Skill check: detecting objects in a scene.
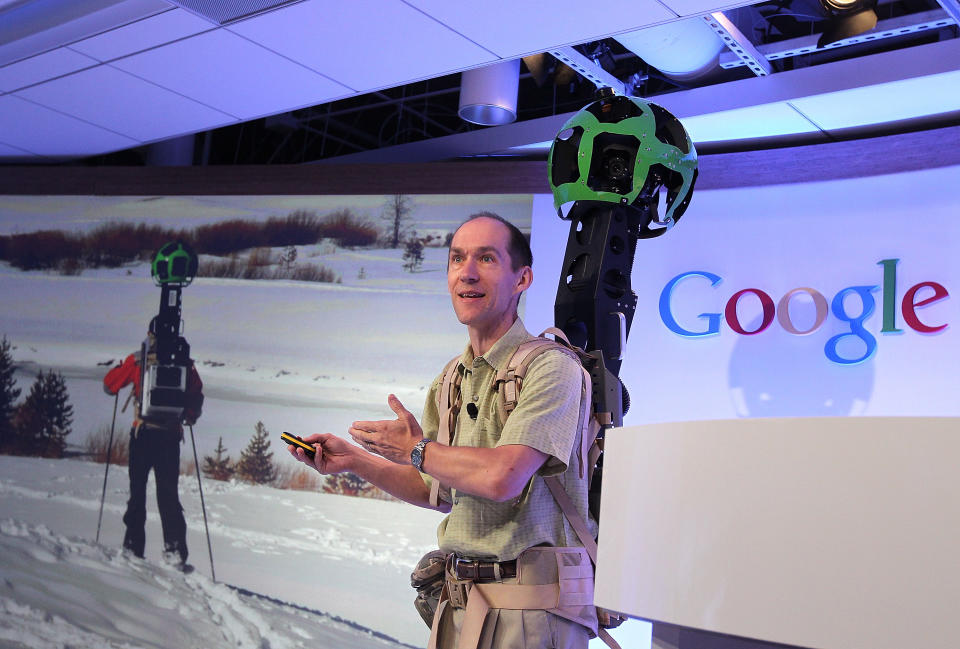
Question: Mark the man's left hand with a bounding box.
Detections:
[349,394,423,465]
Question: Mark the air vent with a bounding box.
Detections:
[167,0,302,25]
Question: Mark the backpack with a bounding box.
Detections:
[139,334,190,421]
[433,327,627,643]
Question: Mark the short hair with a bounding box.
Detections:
[460,212,533,271]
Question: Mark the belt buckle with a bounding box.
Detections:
[453,557,479,581]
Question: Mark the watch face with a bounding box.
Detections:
[411,441,425,470]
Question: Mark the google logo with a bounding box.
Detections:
[658,258,950,365]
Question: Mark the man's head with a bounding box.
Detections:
[447,214,533,343]
[459,211,533,271]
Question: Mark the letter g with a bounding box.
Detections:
[659,271,723,337]
[825,285,879,364]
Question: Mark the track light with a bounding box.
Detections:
[458,59,521,126]
[817,0,878,47]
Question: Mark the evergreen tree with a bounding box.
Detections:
[236,421,277,485]
[0,336,21,452]
[203,436,235,481]
[12,370,73,457]
[323,472,371,497]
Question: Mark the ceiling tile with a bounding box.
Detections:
[16,65,236,142]
[679,102,820,142]
[0,94,138,157]
[228,0,497,92]
[0,140,37,160]
[0,47,98,93]
[110,28,352,120]
[69,9,215,62]
[657,0,757,17]
[790,70,960,132]
[0,0,170,68]
[402,0,678,58]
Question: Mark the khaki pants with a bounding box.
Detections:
[435,597,589,649]
[431,547,596,649]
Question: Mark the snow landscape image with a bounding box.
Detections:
[0,193,648,649]
[0,193,535,648]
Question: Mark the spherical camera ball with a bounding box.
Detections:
[548,90,698,237]
[151,240,198,286]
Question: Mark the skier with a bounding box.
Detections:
[103,317,203,569]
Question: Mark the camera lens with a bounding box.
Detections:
[602,151,630,181]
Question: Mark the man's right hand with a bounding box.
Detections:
[289,433,357,475]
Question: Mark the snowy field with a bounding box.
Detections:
[0,194,646,649]
[0,249,456,646]
[0,455,439,649]
[0,196,483,646]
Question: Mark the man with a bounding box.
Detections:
[103,319,203,568]
[290,213,597,648]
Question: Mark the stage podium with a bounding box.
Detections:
[593,417,959,649]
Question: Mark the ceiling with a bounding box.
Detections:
[0,0,958,165]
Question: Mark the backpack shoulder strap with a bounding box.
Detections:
[436,355,462,446]
[544,475,598,564]
[494,338,556,425]
[498,330,597,479]
[512,331,604,559]
[430,355,461,507]
[494,330,583,425]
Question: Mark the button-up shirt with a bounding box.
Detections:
[420,318,598,561]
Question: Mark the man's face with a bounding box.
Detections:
[447,217,531,334]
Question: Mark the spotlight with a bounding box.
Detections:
[817,0,878,47]
[521,53,550,87]
[458,59,520,126]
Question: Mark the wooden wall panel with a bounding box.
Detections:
[1,124,957,195]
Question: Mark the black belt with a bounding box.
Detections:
[451,556,517,582]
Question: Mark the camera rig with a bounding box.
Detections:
[140,241,198,420]
[548,89,698,517]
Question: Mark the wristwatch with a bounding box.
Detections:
[410,438,433,472]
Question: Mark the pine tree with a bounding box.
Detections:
[323,472,371,497]
[236,421,277,485]
[0,336,21,452]
[12,370,73,457]
[203,436,235,481]
[402,238,424,272]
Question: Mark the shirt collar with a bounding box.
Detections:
[458,317,530,372]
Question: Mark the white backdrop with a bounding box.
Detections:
[528,163,960,426]
[527,162,959,649]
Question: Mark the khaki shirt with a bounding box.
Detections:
[421,318,598,561]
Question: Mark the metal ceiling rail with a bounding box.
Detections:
[548,46,626,94]
[705,12,773,76]
[719,9,957,68]
[934,0,960,23]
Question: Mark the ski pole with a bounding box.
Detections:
[95,392,119,544]
[189,424,216,582]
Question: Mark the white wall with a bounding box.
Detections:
[529,164,960,426]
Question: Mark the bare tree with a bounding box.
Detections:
[382,194,413,248]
